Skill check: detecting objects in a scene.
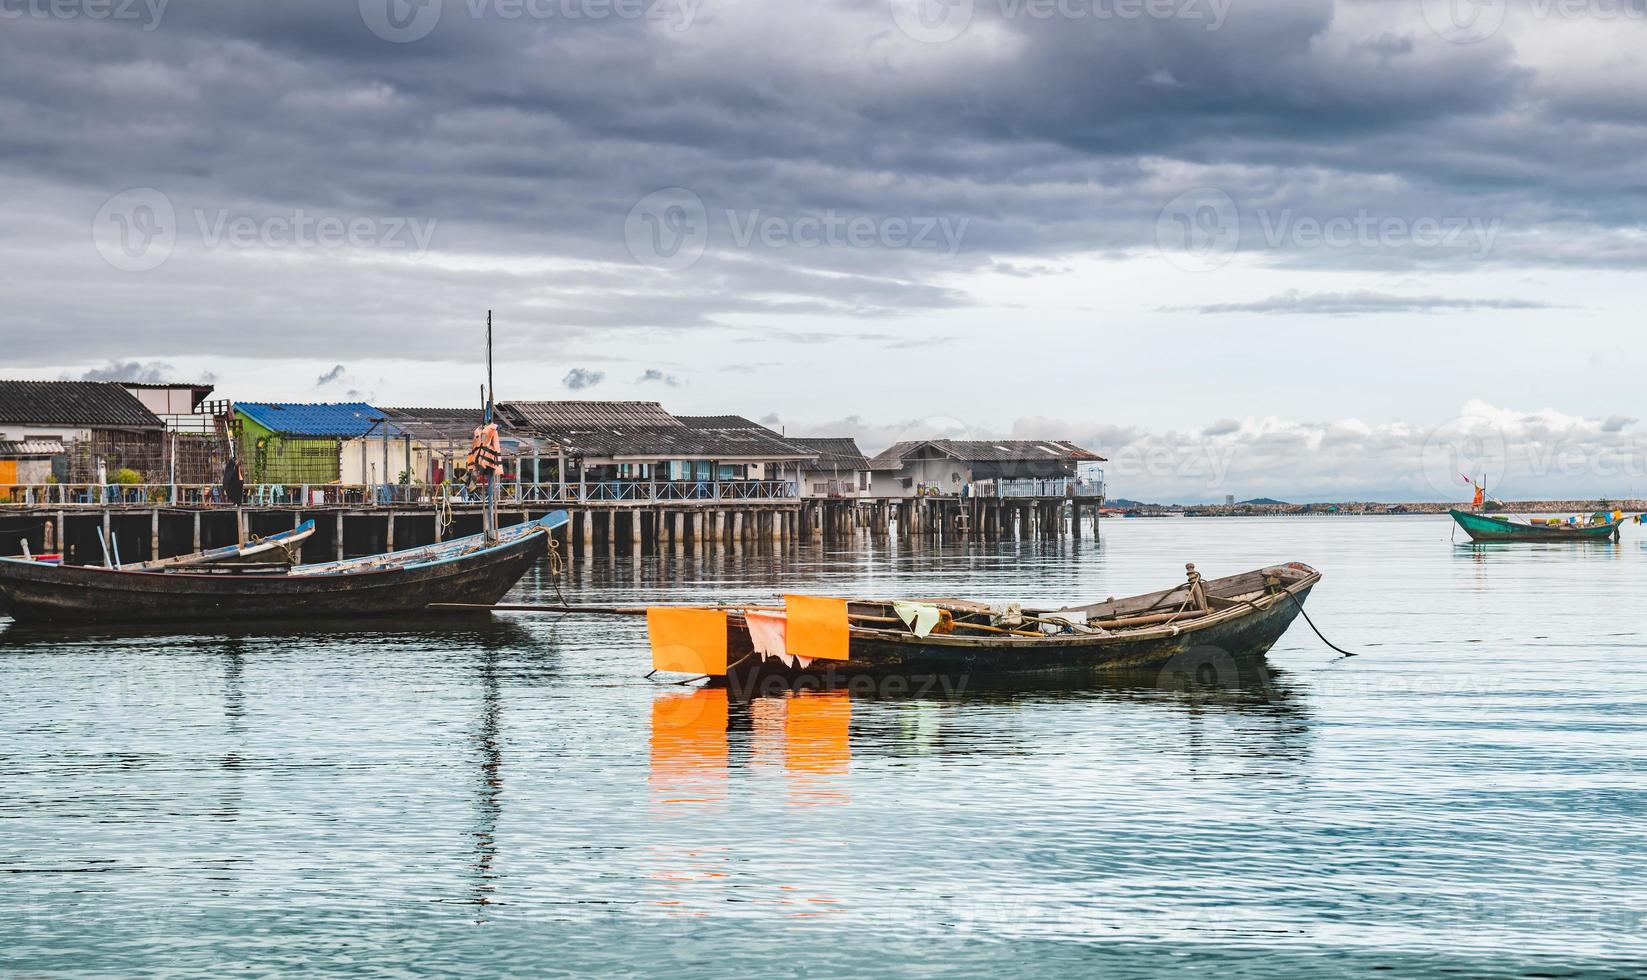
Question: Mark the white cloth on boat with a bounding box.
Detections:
[744,610,813,668]
[893,600,942,638]
[745,610,788,658]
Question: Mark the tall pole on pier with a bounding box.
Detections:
[485,310,498,543]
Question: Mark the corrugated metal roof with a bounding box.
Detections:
[379,407,547,448]
[0,380,164,429]
[869,439,1105,465]
[236,402,406,438]
[0,439,66,457]
[791,437,868,469]
[500,401,681,429]
[677,415,768,431]
[550,425,817,461]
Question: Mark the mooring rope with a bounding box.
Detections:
[545,533,570,608]
[1282,589,1356,658]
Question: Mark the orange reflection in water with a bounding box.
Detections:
[784,690,851,807]
[649,687,728,807]
[646,687,852,919]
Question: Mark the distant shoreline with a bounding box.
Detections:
[1116,500,1647,517]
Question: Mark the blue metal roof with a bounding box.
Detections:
[235,402,406,438]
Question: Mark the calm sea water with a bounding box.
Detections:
[3,516,1646,978]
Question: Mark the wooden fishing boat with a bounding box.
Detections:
[122,520,317,570]
[0,512,567,624]
[625,562,1322,684]
[1450,509,1625,543]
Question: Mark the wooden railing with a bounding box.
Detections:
[0,480,802,507]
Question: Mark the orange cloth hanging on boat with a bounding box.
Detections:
[784,595,851,662]
[467,423,503,475]
[1471,484,1485,508]
[648,607,729,676]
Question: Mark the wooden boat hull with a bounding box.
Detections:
[728,563,1320,682]
[1450,509,1622,542]
[0,524,550,624]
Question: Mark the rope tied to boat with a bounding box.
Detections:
[545,531,570,608]
[1243,570,1356,658]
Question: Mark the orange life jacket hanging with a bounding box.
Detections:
[467,423,503,477]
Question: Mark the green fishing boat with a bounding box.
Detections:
[1450,509,1625,543]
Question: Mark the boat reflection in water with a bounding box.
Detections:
[647,686,854,921]
[650,687,852,810]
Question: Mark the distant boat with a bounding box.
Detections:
[1450,509,1626,543]
[0,512,567,624]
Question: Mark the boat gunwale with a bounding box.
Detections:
[123,519,318,570]
[0,512,567,584]
[730,563,1321,650]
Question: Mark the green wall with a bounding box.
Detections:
[235,413,343,484]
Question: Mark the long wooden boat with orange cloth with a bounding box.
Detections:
[645,562,1322,681]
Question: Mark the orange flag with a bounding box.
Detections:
[648,608,729,675]
[784,595,851,662]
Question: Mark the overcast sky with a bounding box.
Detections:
[3,0,1645,501]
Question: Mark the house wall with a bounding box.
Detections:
[340,435,428,485]
[0,458,54,485]
[237,415,341,484]
[800,466,870,498]
[127,388,199,415]
[875,456,975,497]
[0,425,91,443]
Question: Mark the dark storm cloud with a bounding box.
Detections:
[562,367,604,390]
[0,0,1640,365]
[76,359,183,382]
